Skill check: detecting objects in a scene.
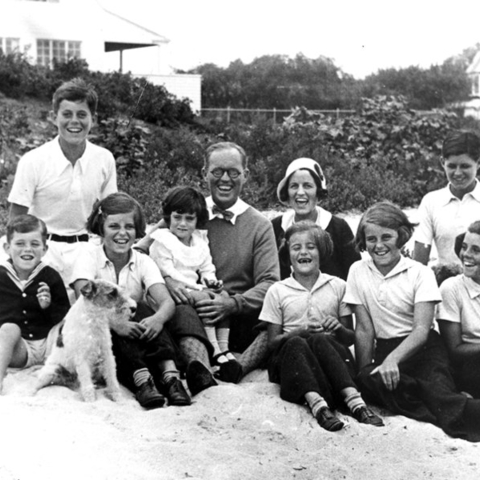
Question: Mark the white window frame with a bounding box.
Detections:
[36,39,81,67]
[0,37,20,54]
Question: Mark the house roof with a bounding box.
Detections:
[467,51,480,75]
[101,9,169,52]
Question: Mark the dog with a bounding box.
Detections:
[35,279,135,402]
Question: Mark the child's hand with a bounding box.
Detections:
[37,282,51,310]
[321,316,342,334]
[139,316,164,342]
[305,320,325,334]
[204,279,223,293]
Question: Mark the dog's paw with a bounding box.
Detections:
[81,388,96,402]
[107,389,123,403]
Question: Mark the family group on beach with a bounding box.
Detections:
[1,78,480,443]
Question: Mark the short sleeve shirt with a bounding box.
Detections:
[414,182,480,265]
[260,273,351,334]
[8,137,117,236]
[345,256,441,339]
[150,229,216,288]
[70,245,163,302]
[437,274,480,345]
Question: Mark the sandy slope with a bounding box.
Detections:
[0,368,478,480]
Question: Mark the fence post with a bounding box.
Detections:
[227,106,231,124]
[336,108,339,120]
[273,107,276,124]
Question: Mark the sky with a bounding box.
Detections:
[98,0,480,79]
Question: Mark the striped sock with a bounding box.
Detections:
[344,391,366,413]
[133,368,151,388]
[305,392,328,417]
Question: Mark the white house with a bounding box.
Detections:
[0,0,201,111]
[464,50,480,119]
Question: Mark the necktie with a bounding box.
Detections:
[212,205,234,222]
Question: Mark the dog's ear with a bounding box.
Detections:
[80,280,96,299]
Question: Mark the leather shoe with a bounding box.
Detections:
[216,359,243,384]
[135,378,166,410]
[316,407,344,431]
[165,377,191,406]
[352,406,384,427]
[186,361,217,396]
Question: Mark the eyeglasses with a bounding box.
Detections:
[209,168,243,179]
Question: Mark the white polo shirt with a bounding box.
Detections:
[70,245,164,303]
[414,182,480,265]
[437,274,480,345]
[260,273,351,334]
[345,256,441,339]
[8,137,117,236]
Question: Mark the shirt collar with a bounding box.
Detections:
[438,180,480,206]
[99,246,135,270]
[283,270,333,291]
[53,136,88,172]
[0,260,47,289]
[365,255,411,278]
[206,196,249,225]
[280,206,332,232]
[463,274,480,299]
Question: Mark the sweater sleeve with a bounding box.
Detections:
[44,268,70,326]
[232,218,280,314]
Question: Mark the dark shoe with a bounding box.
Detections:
[135,378,166,410]
[186,360,217,396]
[316,407,344,432]
[352,406,384,427]
[165,377,191,406]
[216,359,243,384]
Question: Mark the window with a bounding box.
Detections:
[0,37,20,54]
[36,39,81,67]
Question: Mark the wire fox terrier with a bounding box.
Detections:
[35,279,135,402]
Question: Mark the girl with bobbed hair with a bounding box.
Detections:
[437,219,480,399]
[261,221,383,431]
[72,192,191,409]
[346,201,480,441]
[414,130,480,267]
[272,157,360,281]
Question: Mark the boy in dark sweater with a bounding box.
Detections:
[0,215,70,393]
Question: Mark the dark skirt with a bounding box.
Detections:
[357,330,480,441]
[268,332,356,408]
[452,351,480,399]
[112,301,180,390]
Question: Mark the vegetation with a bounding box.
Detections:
[1,48,480,235]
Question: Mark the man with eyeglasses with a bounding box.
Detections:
[163,142,280,393]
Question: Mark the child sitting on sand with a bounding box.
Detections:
[345,201,480,441]
[259,221,383,431]
[0,215,70,393]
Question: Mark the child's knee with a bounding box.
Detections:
[0,323,22,341]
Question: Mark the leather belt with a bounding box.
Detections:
[48,233,89,243]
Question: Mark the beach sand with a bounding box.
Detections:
[0,367,478,480]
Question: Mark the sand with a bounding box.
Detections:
[0,367,479,480]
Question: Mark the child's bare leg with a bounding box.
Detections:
[0,324,28,393]
[216,319,236,361]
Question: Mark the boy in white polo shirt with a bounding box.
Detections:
[8,78,117,298]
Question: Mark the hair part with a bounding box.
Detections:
[52,78,98,115]
[355,201,417,251]
[279,221,333,266]
[6,214,48,244]
[204,142,248,169]
[87,192,146,239]
[162,186,209,228]
[442,130,480,162]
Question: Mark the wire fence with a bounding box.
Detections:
[200,107,355,124]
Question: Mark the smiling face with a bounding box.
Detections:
[204,148,248,210]
[102,212,136,260]
[169,211,197,246]
[4,229,47,280]
[442,154,479,198]
[460,231,480,284]
[364,223,402,276]
[289,230,320,279]
[52,99,94,150]
[287,170,318,221]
